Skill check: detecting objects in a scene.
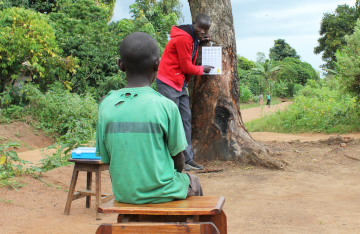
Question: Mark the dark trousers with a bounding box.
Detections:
[186,173,203,197]
[157,83,194,163]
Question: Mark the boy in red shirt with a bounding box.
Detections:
[156,14,213,170]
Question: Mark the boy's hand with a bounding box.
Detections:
[173,152,185,173]
[203,65,214,73]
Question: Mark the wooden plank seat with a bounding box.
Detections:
[97,196,227,233]
[64,159,114,220]
[96,222,219,234]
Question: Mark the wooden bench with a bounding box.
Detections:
[96,196,227,233]
[64,159,114,220]
[96,222,219,234]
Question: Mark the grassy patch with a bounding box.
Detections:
[0,178,26,191]
[246,86,360,134]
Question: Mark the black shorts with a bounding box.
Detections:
[266,99,271,105]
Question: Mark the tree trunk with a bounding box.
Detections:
[187,0,282,169]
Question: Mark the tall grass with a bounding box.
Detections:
[246,85,360,133]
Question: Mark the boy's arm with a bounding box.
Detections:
[172,151,185,173]
[166,104,188,171]
[95,117,110,164]
[176,37,204,76]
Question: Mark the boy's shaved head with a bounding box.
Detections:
[195,14,211,24]
[120,32,160,74]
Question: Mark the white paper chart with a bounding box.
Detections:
[202,46,222,75]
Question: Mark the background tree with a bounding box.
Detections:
[187,0,282,168]
[237,56,264,96]
[269,39,300,61]
[314,1,360,69]
[271,57,319,96]
[117,0,178,53]
[0,7,77,92]
[249,62,282,90]
[256,52,266,64]
[0,0,116,17]
[0,0,59,13]
[48,0,118,93]
[336,19,360,98]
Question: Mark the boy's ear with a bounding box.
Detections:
[117,58,126,72]
[154,58,160,71]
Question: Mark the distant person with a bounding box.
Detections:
[96,32,203,204]
[156,13,214,171]
[266,92,271,108]
[259,92,263,105]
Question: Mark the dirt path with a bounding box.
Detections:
[241,102,291,123]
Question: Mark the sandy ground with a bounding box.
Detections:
[0,121,54,152]
[241,102,291,123]
[2,103,360,233]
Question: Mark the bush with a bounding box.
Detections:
[240,85,253,103]
[2,105,25,119]
[91,74,126,101]
[292,83,304,96]
[247,85,360,133]
[0,142,31,182]
[273,80,288,98]
[24,82,98,140]
[252,95,259,103]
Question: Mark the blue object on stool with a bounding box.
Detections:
[71,147,101,160]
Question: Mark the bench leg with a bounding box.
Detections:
[64,164,79,215]
[200,210,227,234]
[95,166,102,220]
[86,172,92,208]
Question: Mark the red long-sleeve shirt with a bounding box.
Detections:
[157,26,204,91]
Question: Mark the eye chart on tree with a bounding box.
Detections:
[202,46,222,75]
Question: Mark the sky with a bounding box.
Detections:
[111,0,357,72]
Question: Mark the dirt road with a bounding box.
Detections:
[241,102,291,123]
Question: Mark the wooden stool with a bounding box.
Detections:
[64,159,113,220]
[96,196,227,233]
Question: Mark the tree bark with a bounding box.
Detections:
[188,0,282,169]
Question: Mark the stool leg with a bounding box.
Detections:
[95,166,102,220]
[64,164,79,215]
[86,172,92,208]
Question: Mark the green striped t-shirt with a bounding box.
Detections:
[95,87,189,204]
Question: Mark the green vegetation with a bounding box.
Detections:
[314,1,360,69]
[269,39,300,61]
[25,83,97,139]
[244,3,360,134]
[238,38,319,105]
[336,19,360,99]
[247,80,360,133]
[0,0,182,186]
[0,142,30,180]
[0,7,78,92]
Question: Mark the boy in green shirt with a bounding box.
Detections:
[95,32,203,204]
